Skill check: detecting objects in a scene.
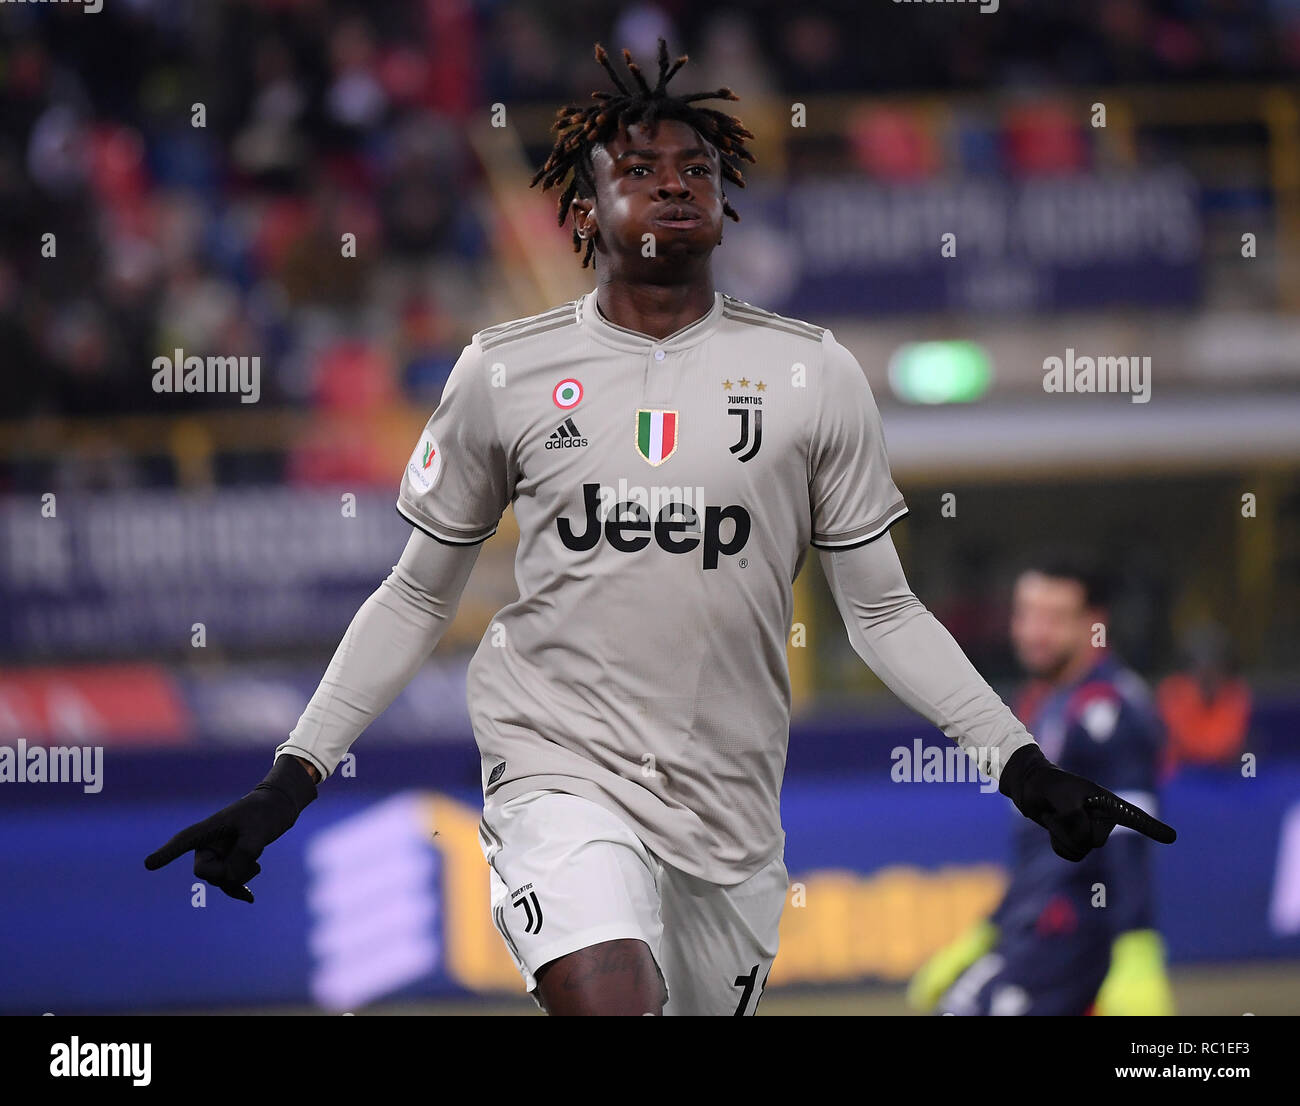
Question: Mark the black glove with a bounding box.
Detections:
[998,744,1176,862]
[144,756,318,902]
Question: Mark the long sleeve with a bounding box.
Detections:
[819,533,1037,781]
[274,528,482,780]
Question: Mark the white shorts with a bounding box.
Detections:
[478,788,788,1015]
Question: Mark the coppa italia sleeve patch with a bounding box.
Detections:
[406,435,442,493]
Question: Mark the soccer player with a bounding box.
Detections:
[145,40,1175,1016]
[909,556,1175,1016]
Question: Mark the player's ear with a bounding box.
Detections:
[571,198,596,240]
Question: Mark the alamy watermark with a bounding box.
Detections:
[893,0,999,13]
[152,349,260,404]
[0,740,102,793]
[1042,348,1152,403]
[50,1038,150,1086]
[891,740,1001,793]
[4,0,102,13]
[596,480,707,524]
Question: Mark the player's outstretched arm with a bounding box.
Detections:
[275,528,482,779]
[819,533,1036,782]
[144,529,482,901]
[818,536,1176,862]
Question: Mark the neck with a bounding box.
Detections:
[1051,646,1105,690]
[595,277,715,341]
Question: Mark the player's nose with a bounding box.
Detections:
[654,171,693,197]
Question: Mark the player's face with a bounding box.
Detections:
[583,119,724,268]
[1010,572,1096,680]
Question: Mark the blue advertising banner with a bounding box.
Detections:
[717,170,1202,316]
[1,763,1295,1012]
[0,490,411,659]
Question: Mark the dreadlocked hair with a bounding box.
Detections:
[529,36,756,268]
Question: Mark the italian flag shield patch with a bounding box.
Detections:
[636,409,678,466]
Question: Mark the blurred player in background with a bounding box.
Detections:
[909,555,1174,1016]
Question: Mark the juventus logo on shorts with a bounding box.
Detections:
[511,889,544,935]
[727,407,763,462]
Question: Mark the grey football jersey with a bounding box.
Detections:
[398,287,908,884]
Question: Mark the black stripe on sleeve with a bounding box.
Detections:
[395,504,494,546]
[809,507,909,551]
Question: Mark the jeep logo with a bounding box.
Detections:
[557,483,750,570]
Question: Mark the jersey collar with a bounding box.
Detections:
[1047,649,1117,706]
[578,286,723,352]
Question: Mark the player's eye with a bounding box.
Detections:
[624,164,710,178]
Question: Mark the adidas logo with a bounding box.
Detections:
[546,417,588,449]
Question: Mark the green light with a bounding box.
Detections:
[888,341,993,404]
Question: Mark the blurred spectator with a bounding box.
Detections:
[687,11,778,104]
[774,13,855,94]
[1001,101,1089,176]
[1157,622,1252,770]
[612,4,680,72]
[2,0,1297,440]
[847,105,942,180]
[482,4,567,103]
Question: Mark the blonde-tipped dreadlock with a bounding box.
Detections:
[529,37,756,268]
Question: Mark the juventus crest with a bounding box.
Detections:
[727,406,762,462]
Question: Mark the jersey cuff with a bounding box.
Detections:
[395,501,497,546]
[810,502,909,550]
[274,744,331,782]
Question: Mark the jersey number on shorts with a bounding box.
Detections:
[732,963,771,1016]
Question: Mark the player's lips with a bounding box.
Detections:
[652,206,705,229]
